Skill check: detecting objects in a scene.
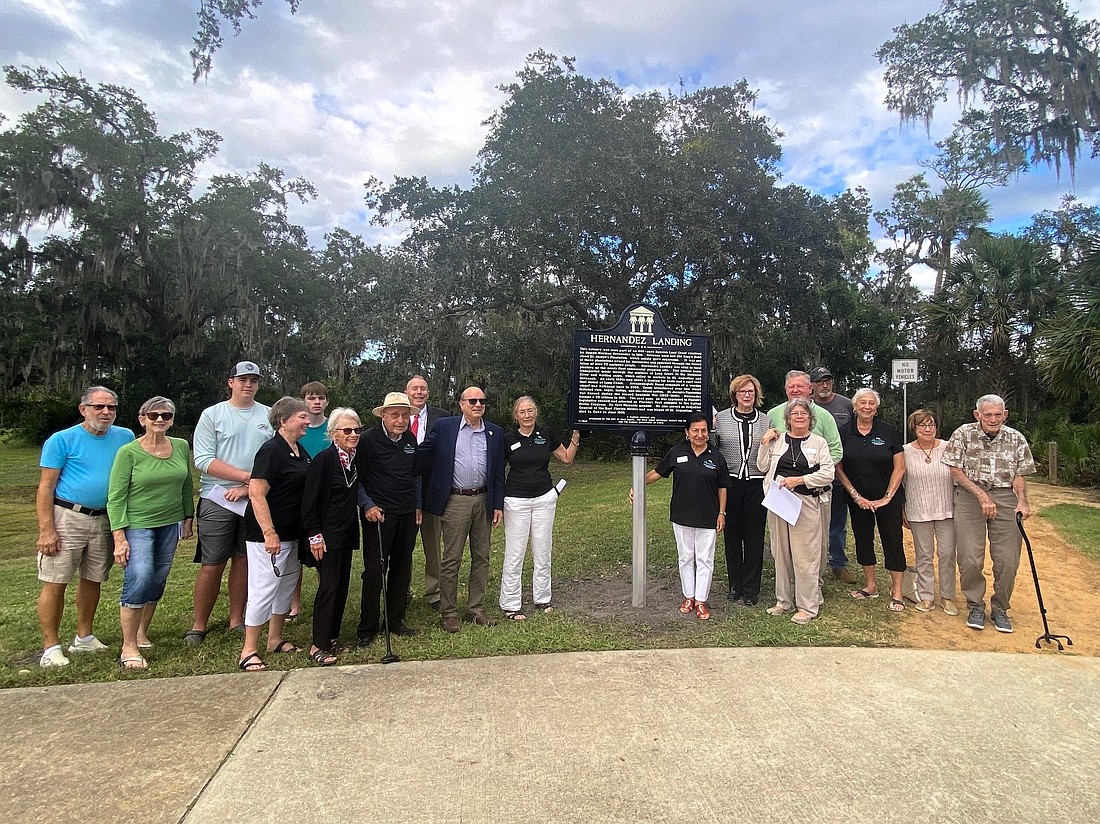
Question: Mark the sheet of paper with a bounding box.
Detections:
[762,480,802,526]
[554,478,567,496]
[210,484,249,516]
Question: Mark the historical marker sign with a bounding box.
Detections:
[569,303,710,432]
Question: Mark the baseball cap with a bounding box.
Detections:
[809,366,833,382]
[230,361,261,378]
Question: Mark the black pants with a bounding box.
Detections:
[847,496,906,572]
[724,476,766,600]
[312,538,354,650]
[358,511,417,635]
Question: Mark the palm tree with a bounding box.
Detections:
[1040,242,1100,409]
[925,232,1063,404]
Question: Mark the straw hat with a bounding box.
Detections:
[372,391,414,417]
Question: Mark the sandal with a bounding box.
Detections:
[286,612,300,623]
[503,610,527,621]
[182,629,207,647]
[310,648,337,666]
[889,598,906,612]
[533,603,554,613]
[119,655,147,669]
[269,641,301,654]
[695,602,711,620]
[849,589,880,600]
[238,652,267,672]
[679,597,695,614]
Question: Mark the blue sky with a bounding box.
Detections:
[2,0,1098,292]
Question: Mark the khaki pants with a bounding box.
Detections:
[439,493,491,619]
[769,494,824,616]
[954,487,1021,613]
[418,512,443,604]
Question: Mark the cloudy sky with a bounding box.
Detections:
[3,0,1099,291]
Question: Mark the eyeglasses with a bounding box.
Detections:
[464,398,487,405]
[143,411,174,421]
[336,427,364,435]
[735,389,756,395]
[86,403,118,412]
[915,421,937,428]
[270,553,282,578]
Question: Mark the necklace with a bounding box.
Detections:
[231,403,257,423]
[340,462,357,489]
[917,440,936,463]
[142,438,170,458]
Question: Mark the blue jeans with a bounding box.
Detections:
[828,483,849,569]
[119,524,179,607]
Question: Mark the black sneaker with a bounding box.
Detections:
[727,590,742,602]
[391,623,418,637]
[743,596,758,607]
[356,632,377,648]
[966,607,986,631]
[990,610,1013,633]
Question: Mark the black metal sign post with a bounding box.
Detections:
[568,304,711,606]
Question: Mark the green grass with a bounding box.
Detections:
[0,448,914,688]
[1040,504,1100,565]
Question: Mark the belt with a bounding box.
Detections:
[54,498,107,517]
[451,486,486,496]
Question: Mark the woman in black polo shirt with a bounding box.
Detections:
[239,396,312,672]
[498,396,580,620]
[835,388,906,610]
[632,412,730,620]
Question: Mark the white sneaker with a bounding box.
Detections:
[68,635,108,653]
[40,646,70,667]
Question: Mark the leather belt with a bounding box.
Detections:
[54,498,107,517]
[450,487,486,496]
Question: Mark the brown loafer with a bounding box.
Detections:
[441,616,461,633]
[465,611,498,627]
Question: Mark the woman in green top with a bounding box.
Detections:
[107,397,194,668]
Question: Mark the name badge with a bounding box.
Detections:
[510,441,521,451]
[803,447,818,459]
[676,455,688,463]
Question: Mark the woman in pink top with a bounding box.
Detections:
[902,409,958,615]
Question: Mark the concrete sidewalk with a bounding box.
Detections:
[4,648,1098,823]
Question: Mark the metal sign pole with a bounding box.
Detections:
[903,382,908,430]
[630,431,648,607]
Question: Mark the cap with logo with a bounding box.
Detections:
[809,366,833,382]
[230,361,261,378]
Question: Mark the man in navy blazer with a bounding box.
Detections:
[420,385,505,632]
[406,375,451,610]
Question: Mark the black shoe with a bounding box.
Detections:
[743,597,758,607]
[356,632,377,648]
[391,623,418,637]
[727,590,742,602]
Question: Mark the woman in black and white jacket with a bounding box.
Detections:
[712,375,772,606]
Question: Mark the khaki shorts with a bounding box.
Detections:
[37,506,114,584]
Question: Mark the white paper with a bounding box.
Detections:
[554,478,567,496]
[762,481,802,526]
[210,484,249,516]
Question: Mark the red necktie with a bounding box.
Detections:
[411,414,419,437]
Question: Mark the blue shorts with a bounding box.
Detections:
[120,524,180,607]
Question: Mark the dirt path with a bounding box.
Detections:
[898,483,1100,656]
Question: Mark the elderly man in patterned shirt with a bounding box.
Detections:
[941,394,1035,634]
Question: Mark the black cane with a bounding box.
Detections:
[376,518,399,664]
[1016,512,1072,651]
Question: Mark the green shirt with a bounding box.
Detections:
[108,438,195,530]
[766,402,843,463]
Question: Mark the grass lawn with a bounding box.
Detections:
[1040,504,1100,565]
[9,442,1087,688]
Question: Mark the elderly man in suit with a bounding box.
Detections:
[406,375,449,610]
[420,385,505,633]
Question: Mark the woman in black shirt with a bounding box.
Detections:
[633,412,730,620]
[301,408,363,665]
[239,397,311,672]
[498,396,580,619]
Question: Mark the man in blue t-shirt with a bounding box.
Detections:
[36,386,134,667]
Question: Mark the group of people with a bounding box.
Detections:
[640,368,1035,634]
[34,365,579,670]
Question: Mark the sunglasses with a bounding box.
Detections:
[464,398,487,406]
[143,411,174,421]
[86,403,118,412]
[336,427,364,435]
[270,553,283,578]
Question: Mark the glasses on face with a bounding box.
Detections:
[337,427,364,435]
[143,411,174,421]
[86,403,118,412]
[735,389,756,396]
[464,398,487,406]
[915,421,937,429]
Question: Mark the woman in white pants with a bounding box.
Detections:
[238,397,311,671]
[499,397,580,620]
[758,399,835,625]
[631,412,730,621]
[902,408,957,615]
